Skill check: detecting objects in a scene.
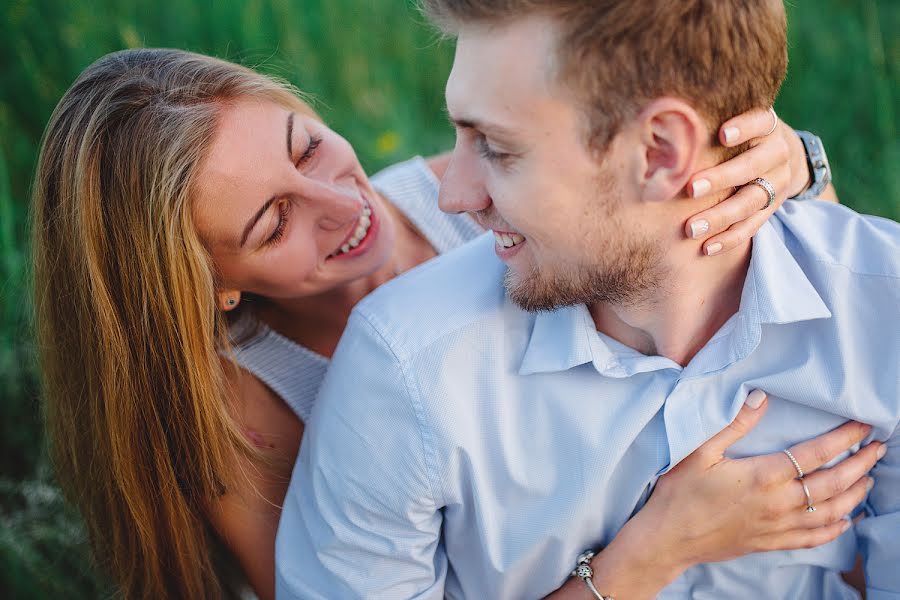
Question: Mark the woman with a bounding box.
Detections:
[32,49,879,600]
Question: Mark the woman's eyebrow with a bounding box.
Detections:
[286,111,294,160]
[240,196,277,248]
[238,112,295,248]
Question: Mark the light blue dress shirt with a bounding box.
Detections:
[276,201,900,600]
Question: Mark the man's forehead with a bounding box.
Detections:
[445,15,561,128]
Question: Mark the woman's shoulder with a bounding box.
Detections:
[227,313,329,423]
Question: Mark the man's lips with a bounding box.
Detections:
[492,229,526,250]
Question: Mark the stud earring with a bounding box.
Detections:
[227,297,237,306]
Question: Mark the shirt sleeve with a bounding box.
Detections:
[275,311,446,600]
[858,422,900,599]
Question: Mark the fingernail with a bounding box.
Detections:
[724,127,740,144]
[690,178,711,198]
[840,519,851,533]
[690,219,710,239]
[706,242,723,256]
[866,477,875,491]
[877,444,887,460]
[745,389,767,409]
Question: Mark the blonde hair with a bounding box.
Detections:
[32,48,315,600]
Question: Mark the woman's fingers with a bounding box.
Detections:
[791,476,873,529]
[688,137,788,203]
[688,163,790,255]
[717,107,781,147]
[761,518,851,553]
[760,475,867,551]
[799,441,884,508]
[774,422,873,482]
[699,391,769,458]
[701,209,771,256]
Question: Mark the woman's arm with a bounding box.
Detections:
[545,394,882,600]
[207,366,304,600]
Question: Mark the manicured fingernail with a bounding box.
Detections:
[877,444,887,460]
[690,178,711,198]
[706,242,723,256]
[724,127,740,144]
[841,519,851,533]
[745,389,767,409]
[690,219,710,239]
[866,477,875,491]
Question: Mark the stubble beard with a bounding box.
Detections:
[504,170,664,312]
[505,237,663,312]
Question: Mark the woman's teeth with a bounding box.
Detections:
[332,204,372,257]
[494,231,525,248]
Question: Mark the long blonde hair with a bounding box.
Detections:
[32,48,315,600]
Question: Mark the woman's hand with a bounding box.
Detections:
[545,393,881,600]
[684,109,816,256]
[624,393,880,572]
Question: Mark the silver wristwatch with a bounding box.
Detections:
[571,550,615,600]
[790,130,831,201]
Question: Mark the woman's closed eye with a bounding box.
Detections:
[265,199,292,247]
[295,135,322,167]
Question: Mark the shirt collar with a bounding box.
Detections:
[516,220,831,378]
[743,219,832,326]
[518,304,595,376]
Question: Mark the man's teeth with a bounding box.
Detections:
[333,204,372,257]
[494,231,525,249]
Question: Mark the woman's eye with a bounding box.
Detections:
[296,135,322,166]
[265,200,291,247]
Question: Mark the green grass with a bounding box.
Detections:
[1,0,897,596]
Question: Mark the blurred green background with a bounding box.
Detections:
[1,0,897,596]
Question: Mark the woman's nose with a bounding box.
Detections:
[306,180,363,230]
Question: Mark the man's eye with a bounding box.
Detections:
[475,137,510,163]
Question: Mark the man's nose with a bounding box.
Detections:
[438,148,491,215]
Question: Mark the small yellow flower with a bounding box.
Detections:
[376,131,400,157]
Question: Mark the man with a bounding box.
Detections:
[277,1,899,598]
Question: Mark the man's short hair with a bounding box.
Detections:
[422,0,788,154]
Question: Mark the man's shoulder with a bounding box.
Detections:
[775,200,900,280]
[352,232,511,356]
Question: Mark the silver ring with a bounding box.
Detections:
[783,449,804,478]
[765,107,779,136]
[800,479,816,512]
[749,177,777,211]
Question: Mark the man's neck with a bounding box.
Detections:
[589,236,752,367]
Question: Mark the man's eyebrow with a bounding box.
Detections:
[447,112,516,139]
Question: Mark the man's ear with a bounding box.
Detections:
[635,98,706,204]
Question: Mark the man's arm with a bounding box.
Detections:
[857,422,900,599]
[275,311,446,599]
